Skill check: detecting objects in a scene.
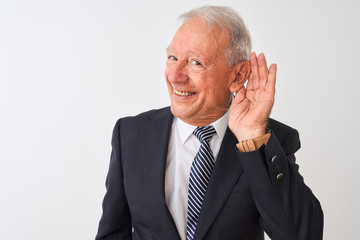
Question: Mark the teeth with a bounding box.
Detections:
[174,89,194,96]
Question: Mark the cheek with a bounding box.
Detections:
[164,69,174,90]
[209,81,232,101]
[164,66,170,79]
[187,72,205,88]
[165,80,173,94]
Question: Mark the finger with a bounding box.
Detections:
[266,63,277,94]
[249,52,259,90]
[258,53,269,89]
[230,86,249,119]
[231,85,246,106]
[246,75,253,91]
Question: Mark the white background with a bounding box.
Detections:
[1,0,359,239]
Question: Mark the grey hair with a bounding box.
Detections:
[179,5,252,66]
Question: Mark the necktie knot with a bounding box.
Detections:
[194,126,216,143]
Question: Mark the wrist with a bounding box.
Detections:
[233,127,266,142]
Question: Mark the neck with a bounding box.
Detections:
[180,109,229,127]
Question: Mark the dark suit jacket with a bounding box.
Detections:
[96,107,323,240]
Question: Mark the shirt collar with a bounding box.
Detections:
[175,110,229,144]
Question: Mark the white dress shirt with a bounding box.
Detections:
[164,112,229,240]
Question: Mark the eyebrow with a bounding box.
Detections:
[166,47,174,52]
[166,47,207,60]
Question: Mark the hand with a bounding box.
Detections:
[229,52,277,142]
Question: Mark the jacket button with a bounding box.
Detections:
[276,173,283,180]
[271,155,277,163]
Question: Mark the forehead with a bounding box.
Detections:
[168,18,230,58]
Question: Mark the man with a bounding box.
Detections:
[96,5,323,240]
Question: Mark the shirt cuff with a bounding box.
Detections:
[236,133,271,152]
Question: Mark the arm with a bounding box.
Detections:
[229,53,323,239]
[236,127,323,239]
[96,119,132,240]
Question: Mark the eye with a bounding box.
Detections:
[168,56,178,61]
[189,58,205,71]
[191,60,201,66]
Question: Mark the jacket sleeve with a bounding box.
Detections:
[236,129,323,240]
[96,119,132,240]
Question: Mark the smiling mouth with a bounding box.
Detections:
[174,89,196,96]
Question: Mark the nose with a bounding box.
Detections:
[166,63,188,84]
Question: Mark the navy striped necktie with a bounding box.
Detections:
[186,126,216,240]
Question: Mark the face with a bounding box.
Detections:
[165,18,238,126]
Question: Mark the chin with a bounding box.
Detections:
[170,104,195,121]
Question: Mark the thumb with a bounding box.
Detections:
[232,86,246,105]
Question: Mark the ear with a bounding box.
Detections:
[229,61,250,93]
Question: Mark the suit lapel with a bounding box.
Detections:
[140,108,181,239]
[193,128,243,240]
[136,108,243,240]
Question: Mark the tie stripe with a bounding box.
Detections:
[186,126,216,240]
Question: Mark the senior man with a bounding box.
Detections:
[96,5,323,240]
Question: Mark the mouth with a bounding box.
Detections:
[174,89,196,96]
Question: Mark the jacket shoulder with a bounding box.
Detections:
[121,107,171,124]
[113,107,173,138]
